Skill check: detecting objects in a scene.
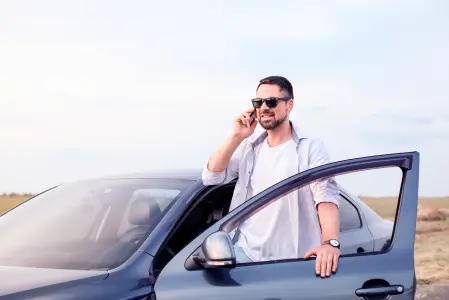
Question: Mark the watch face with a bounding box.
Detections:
[330,239,339,247]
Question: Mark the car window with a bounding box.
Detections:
[339,195,362,232]
[0,178,193,271]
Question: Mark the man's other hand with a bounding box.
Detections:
[304,245,341,278]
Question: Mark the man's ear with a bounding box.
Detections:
[287,99,294,112]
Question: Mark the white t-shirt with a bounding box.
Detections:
[234,137,301,261]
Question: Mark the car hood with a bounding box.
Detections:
[0,265,108,298]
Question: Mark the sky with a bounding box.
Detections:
[1,0,448,197]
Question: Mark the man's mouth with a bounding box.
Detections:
[260,113,274,120]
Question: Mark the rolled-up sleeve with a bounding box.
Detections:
[202,140,246,186]
[308,139,340,208]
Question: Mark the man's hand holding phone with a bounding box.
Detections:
[233,108,257,139]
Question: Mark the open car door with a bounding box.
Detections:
[154,152,419,300]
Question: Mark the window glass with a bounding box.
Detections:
[227,166,402,264]
[339,195,362,232]
[0,178,193,270]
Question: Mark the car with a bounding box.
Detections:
[0,152,419,299]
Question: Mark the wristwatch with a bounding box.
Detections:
[322,239,340,249]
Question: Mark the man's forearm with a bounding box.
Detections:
[207,134,244,172]
[317,202,340,242]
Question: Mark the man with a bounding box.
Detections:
[202,76,341,278]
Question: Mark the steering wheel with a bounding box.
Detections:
[119,227,150,244]
[118,227,176,258]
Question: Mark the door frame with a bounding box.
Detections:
[154,151,418,277]
[153,152,419,300]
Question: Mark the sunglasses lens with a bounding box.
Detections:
[252,100,262,108]
[265,98,278,108]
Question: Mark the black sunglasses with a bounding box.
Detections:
[251,97,291,109]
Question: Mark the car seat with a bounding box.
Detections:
[120,194,163,244]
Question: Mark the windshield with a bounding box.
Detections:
[0,178,193,271]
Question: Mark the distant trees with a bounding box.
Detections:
[0,192,34,197]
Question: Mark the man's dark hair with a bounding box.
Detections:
[256,76,294,99]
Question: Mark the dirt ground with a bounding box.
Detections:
[414,220,449,299]
[416,282,449,299]
[414,220,449,285]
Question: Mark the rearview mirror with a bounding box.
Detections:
[185,231,236,270]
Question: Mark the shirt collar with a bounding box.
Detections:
[249,120,304,149]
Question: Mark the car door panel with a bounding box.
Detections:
[154,152,419,300]
[155,253,414,300]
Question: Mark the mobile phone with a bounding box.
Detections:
[246,109,257,128]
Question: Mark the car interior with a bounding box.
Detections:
[152,180,237,277]
[119,194,164,244]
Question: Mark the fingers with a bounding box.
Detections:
[239,115,248,127]
[309,248,340,278]
[325,255,333,276]
[305,249,338,277]
[239,111,254,128]
[321,254,328,277]
[237,112,249,124]
[332,253,339,273]
[315,252,321,275]
[316,253,329,277]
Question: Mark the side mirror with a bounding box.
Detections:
[185,231,236,270]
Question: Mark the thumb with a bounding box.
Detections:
[303,249,315,259]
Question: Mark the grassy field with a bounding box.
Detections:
[1,194,449,285]
[0,194,31,214]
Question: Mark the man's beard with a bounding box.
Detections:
[259,111,287,130]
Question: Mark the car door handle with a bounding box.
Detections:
[355,285,404,298]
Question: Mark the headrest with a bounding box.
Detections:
[128,195,162,226]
